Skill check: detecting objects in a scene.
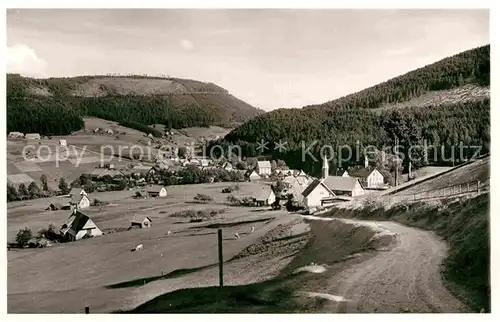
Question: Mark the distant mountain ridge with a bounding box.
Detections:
[7,74,264,135]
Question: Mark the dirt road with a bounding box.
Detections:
[307,218,468,313]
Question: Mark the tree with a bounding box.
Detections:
[276,159,287,169]
[28,182,41,199]
[178,146,188,158]
[7,184,19,202]
[16,227,33,247]
[58,178,70,195]
[17,183,28,199]
[270,160,277,172]
[40,174,49,192]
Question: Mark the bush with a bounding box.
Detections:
[226,195,241,206]
[37,223,63,242]
[193,193,213,203]
[16,227,33,247]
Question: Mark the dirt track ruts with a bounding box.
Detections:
[324,219,468,313]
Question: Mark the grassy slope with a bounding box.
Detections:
[325,194,490,312]
[123,218,387,313]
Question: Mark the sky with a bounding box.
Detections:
[6,9,489,111]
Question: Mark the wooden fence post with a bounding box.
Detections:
[218,229,223,287]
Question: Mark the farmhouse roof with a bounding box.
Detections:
[61,210,93,236]
[131,215,152,224]
[302,179,336,197]
[301,179,321,197]
[347,167,379,179]
[323,176,362,192]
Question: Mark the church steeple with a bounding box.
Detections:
[322,154,329,179]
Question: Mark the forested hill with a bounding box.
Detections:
[7,74,264,135]
[304,44,490,110]
[222,45,490,176]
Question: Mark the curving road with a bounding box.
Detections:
[322,219,467,313]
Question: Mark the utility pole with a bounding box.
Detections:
[218,229,223,287]
[394,136,399,187]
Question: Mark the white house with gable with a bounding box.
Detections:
[60,210,102,241]
[345,167,384,189]
[257,161,272,176]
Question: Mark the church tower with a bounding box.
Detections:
[322,154,329,179]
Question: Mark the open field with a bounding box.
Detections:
[7,181,300,313]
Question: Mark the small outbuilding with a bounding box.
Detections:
[8,132,24,139]
[145,185,167,197]
[46,202,63,211]
[59,139,67,147]
[131,216,152,228]
[70,193,91,209]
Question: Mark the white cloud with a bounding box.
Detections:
[180,39,194,50]
[7,44,48,77]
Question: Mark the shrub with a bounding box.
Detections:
[16,227,33,247]
[226,195,241,206]
[193,193,213,203]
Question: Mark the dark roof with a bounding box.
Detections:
[61,210,95,237]
[131,215,152,223]
[348,167,380,179]
[323,176,362,192]
[302,179,322,197]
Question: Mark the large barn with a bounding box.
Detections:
[60,210,102,241]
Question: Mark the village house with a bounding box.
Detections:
[200,159,210,167]
[323,176,365,197]
[256,161,272,176]
[25,133,41,141]
[245,169,261,181]
[145,185,167,197]
[345,167,385,189]
[301,155,365,209]
[8,132,24,139]
[301,179,336,208]
[130,215,152,228]
[60,210,103,241]
[59,139,67,147]
[254,186,276,206]
[70,193,91,210]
